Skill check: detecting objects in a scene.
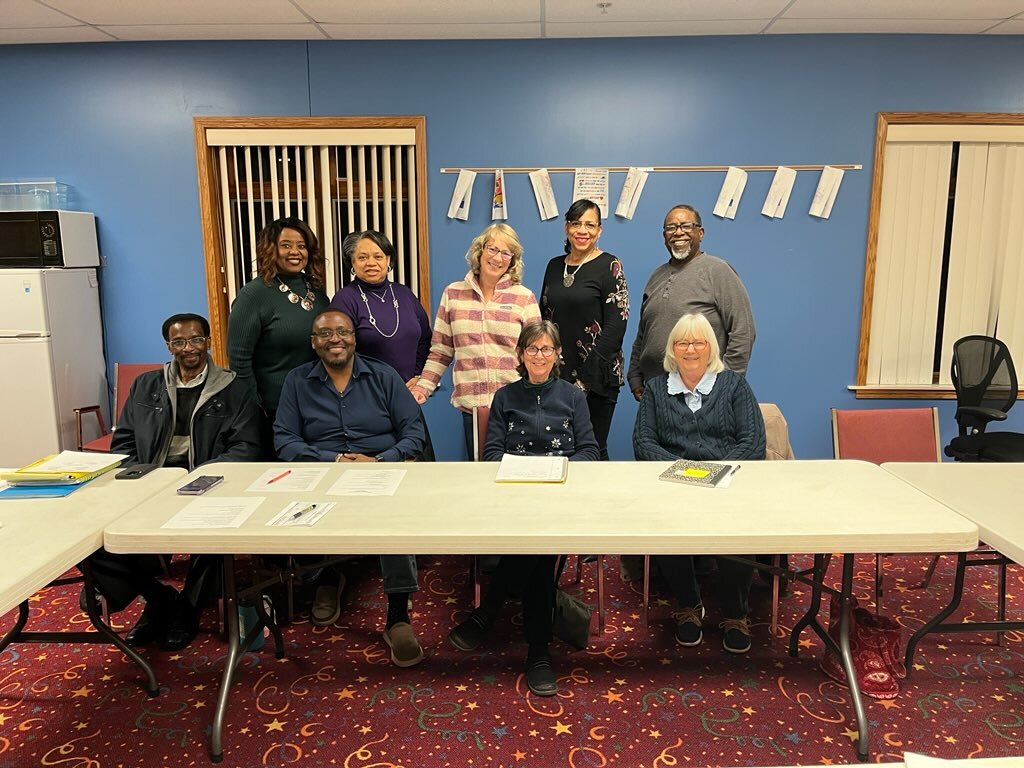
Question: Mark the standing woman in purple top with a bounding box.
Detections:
[330,230,432,386]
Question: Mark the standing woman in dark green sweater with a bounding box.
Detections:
[633,312,765,655]
[227,217,330,430]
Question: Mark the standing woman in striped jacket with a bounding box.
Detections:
[411,224,541,458]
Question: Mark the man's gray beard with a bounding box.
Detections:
[670,243,695,261]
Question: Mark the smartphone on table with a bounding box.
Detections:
[176,475,225,496]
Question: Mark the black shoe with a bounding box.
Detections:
[125,586,177,647]
[720,617,752,654]
[448,610,492,652]
[674,604,705,647]
[159,596,200,652]
[525,656,558,697]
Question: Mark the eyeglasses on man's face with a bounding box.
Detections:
[568,220,599,232]
[168,336,209,351]
[483,245,514,261]
[312,328,355,341]
[663,222,701,234]
[524,345,557,358]
[673,339,708,351]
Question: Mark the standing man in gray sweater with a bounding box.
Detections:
[628,205,755,401]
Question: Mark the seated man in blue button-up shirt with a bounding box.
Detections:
[274,308,426,667]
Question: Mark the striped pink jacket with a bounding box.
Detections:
[415,271,541,412]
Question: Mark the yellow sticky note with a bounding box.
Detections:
[681,468,710,479]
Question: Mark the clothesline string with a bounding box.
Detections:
[440,164,862,173]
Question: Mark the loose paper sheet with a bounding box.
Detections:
[246,467,328,493]
[528,169,559,220]
[615,167,651,219]
[810,165,844,219]
[266,501,334,527]
[495,454,567,483]
[491,169,507,221]
[162,497,263,529]
[572,168,609,219]
[447,169,477,220]
[761,166,797,218]
[327,469,407,496]
[713,167,747,219]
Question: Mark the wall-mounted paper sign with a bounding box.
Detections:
[447,169,477,220]
[615,167,651,219]
[528,169,559,220]
[810,165,844,219]
[572,168,609,219]
[713,166,747,220]
[491,170,507,221]
[761,166,797,219]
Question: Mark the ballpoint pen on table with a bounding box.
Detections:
[267,469,291,485]
[290,503,317,521]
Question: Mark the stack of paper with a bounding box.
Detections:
[495,454,568,483]
[0,450,128,486]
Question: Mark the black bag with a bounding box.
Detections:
[553,589,593,650]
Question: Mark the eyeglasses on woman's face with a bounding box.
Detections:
[673,339,708,351]
[167,336,209,351]
[523,345,557,358]
[483,244,514,261]
[568,220,599,232]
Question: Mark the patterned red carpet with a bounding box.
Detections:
[1,554,1021,767]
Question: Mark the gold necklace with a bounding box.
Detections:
[277,277,315,311]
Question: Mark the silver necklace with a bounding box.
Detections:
[277,277,315,311]
[562,253,596,288]
[357,281,401,338]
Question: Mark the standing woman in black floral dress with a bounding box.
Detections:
[540,199,629,460]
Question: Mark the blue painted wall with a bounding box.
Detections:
[1,36,1023,460]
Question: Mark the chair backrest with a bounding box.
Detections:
[832,407,941,464]
[950,335,1018,427]
[760,402,795,461]
[113,363,163,427]
[471,406,490,462]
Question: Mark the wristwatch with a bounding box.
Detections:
[375,455,386,462]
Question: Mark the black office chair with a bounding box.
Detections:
[945,335,1024,462]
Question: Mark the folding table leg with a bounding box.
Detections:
[210,554,241,763]
[836,555,869,762]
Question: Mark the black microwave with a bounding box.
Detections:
[0,210,99,268]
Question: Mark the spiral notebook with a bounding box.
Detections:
[658,459,737,488]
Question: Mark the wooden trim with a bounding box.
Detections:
[852,388,958,400]
[194,118,229,367]
[413,115,431,314]
[856,112,890,385]
[440,164,862,173]
[873,112,1024,125]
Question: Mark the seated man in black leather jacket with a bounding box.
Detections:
[86,312,263,651]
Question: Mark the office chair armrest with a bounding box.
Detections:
[956,405,1008,423]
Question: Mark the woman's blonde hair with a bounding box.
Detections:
[662,313,725,374]
[466,223,524,284]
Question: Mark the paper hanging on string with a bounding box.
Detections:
[571,168,609,219]
[615,167,651,219]
[447,169,477,220]
[810,166,844,219]
[528,169,559,220]
[761,166,797,219]
[491,170,507,221]
[713,167,747,219]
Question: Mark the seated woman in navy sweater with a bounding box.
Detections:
[634,312,766,654]
[448,320,599,697]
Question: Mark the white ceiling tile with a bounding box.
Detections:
[4,0,81,27]
[783,0,1024,21]
[99,23,325,41]
[546,19,768,37]
[299,0,541,25]
[42,0,307,25]
[0,25,111,43]
[767,18,997,33]
[545,0,788,23]
[320,22,541,39]
[985,18,1024,32]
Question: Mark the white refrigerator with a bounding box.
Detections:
[0,268,109,467]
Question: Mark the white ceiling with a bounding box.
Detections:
[3,0,1023,44]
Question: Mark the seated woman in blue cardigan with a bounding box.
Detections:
[448,320,599,697]
[634,312,766,654]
